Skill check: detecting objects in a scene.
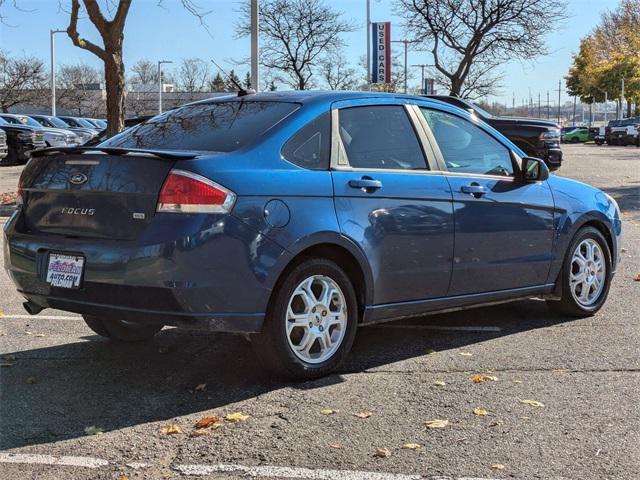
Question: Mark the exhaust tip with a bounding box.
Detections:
[23,301,43,315]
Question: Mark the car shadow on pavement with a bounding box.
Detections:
[602,184,640,216]
[1,298,575,450]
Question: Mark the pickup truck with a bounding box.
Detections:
[606,118,640,146]
[0,117,47,166]
[426,95,563,170]
[0,129,7,162]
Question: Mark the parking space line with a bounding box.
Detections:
[0,453,501,480]
[0,453,108,469]
[0,314,81,320]
[369,325,502,332]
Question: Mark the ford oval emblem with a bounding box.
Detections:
[69,173,88,185]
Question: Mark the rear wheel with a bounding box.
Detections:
[547,227,612,317]
[82,315,162,342]
[256,258,358,380]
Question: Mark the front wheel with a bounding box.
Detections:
[256,258,358,380]
[83,315,162,342]
[547,226,612,317]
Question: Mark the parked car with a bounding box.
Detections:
[562,126,590,143]
[0,128,7,162]
[4,91,621,379]
[426,95,563,170]
[55,116,99,142]
[0,116,46,165]
[84,118,107,129]
[605,117,640,145]
[28,114,82,146]
[0,113,76,149]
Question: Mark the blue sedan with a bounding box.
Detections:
[3,91,622,379]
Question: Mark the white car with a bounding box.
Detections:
[0,114,80,148]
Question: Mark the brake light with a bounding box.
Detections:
[157,169,236,214]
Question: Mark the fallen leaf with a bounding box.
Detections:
[194,416,222,429]
[84,425,103,435]
[634,274,640,282]
[34,334,45,338]
[401,443,421,450]
[424,419,449,429]
[118,476,129,480]
[24,331,32,335]
[328,443,343,449]
[374,447,391,458]
[26,377,37,384]
[194,383,206,392]
[225,412,250,422]
[190,428,210,437]
[513,380,523,384]
[353,411,372,419]
[320,409,338,415]
[486,375,498,381]
[488,421,501,427]
[473,407,488,416]
[459,352,473,356]
[425,349,437,355]
[472,374,486,383]
[520,399,545,407]
[491,464,506,470]
[160,424,183,435]
[433,380,446,386]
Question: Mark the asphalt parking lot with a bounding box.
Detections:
[0,144,639,480]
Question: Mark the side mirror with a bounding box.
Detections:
[521,157,549,182]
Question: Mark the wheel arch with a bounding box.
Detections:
[266,234,374,322]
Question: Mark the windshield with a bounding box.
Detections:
[45,116,72,128]
[75,118,97,128]
[100,101,300,152]
[469,102,493,119]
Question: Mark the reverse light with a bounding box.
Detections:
[157,169,236,214]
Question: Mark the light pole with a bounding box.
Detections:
[250,0,259,91]
[157,60,172,114]
[366,0,371,89]
[50,29,66,116]
[412,64,432,94]
[391,39,417,94]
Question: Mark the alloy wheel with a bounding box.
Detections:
[285,275,347,364]
[570,238,606,307]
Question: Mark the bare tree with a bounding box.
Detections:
[397,0,567,97]
[129,59,158,86]
[57,63,102,116]
[433,60,504,100]
[177,57,210,92]
[0,50,47,112]
[320,48,357,90]
[237,0,355,90]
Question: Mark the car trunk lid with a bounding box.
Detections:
[20,147,197,240]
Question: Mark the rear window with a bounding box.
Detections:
[101,101,300,152]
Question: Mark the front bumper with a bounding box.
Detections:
[3,210,288,333]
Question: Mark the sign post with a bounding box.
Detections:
[371,22,391,84]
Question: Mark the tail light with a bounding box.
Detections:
[157,169,236,214]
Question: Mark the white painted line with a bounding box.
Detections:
[174,463,424,480]
[0,453,500,480]
[0,314,81,320]
[0,453,108,469]
[370,325,502,332]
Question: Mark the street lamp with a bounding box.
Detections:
[391,39,418,94]
[411,64,433,94]
[158,60,172,114]
[50,29,66,116]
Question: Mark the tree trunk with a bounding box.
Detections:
[449,76,463,97]
[104,54,126,137]
[298,76,306,90]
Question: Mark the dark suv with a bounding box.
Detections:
[0,117,46,166]
[426,95,563,170]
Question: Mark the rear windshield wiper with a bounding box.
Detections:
[31,146,197,160]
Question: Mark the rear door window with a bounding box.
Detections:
[281,112,330,170]
[338,105,427,170]
[101,101,299,152]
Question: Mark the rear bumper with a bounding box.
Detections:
[3,210,289,333]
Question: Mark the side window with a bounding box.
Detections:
[421,108,514,176]
[282,112,330,170]
[338,105,427,170]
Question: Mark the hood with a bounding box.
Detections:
[488,116,560,129]
[0,123,39,133]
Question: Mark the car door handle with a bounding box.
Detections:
[349,177,382,192]
[460,183,486,198]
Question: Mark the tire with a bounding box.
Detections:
[547,226,612,317]
[82,315,162,342]
[571,137,579,143]
[256,258,359,380]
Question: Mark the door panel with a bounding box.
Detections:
[332,170,454,304]
[446,175,555,295]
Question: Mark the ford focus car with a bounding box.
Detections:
[3,92,621,379]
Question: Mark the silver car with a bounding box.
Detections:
[0,114,79,148]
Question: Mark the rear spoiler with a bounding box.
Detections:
[31,146,197,160]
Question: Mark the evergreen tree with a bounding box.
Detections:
[210,72,226,92]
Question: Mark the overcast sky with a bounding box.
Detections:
[0,0,619,105]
